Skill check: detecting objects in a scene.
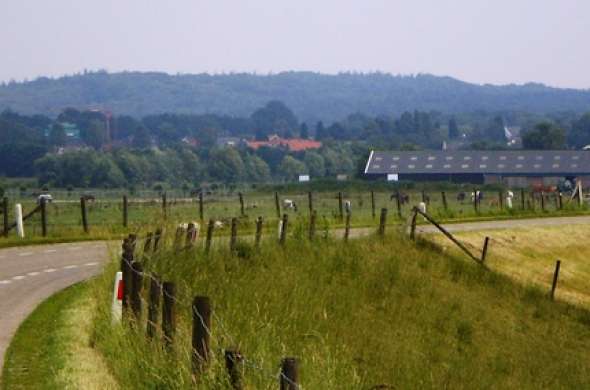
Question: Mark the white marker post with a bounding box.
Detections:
[111,271,123,324]
[15,203,24,238]
[278,220,283,239]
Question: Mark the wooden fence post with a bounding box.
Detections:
[130,261,143,321]
[280,357,299,390]
[225,349,244,390]
[550,260,561,300]
[122,195,128,227]
[2,197,8,237]
[344,211,351,242]
[230,217,238,253]
[162,282,176,347]
[309,210,316,241]
[521,188,525,210]
[473,188,478,213]
[409,208,418,240]
[121,238,134,320]
[541,192,545,211]
[421,190,427,204]
[274,192,281,219]
[481,236,490,263]
[153,227,163,252]
[308,191,313,214]
[186,222,197,248]
[395,191,402,218]
[255,217,263,248]
[199,192,204,221]
[441,191,448,210]
[162,192,167,219]
[238,193,245,217]
[80,197,89,233]
[147,277,161,339]
[370,190,376,219]
[205,219,214,254]
[40,197,47,237]
[558,192,563,210]
[192,296,211,373]
[378,208,387,237]
[338,192,344,220]
[498,191,503,209]
[279,214,288,246]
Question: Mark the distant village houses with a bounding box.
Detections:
[246,134,322,152]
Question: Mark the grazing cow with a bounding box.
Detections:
[344,200,352,213]
[283,199,295,209]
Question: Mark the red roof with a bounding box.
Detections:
[246,136,322,152]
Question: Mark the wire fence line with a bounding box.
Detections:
[119,233,303,389]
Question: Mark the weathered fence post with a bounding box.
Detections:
[192,296,211,374]
[541,192,545,211]
[338,192,344,220]
[199,192,204,221]
[225,349,244,390]
[279,214,288,245]
[344,211,351,242]
[153,227,163,252]
[473,188,478,213]
[238,192,245,217]
[441,191,448,210]
[162,282,176,347]
[378,208,387,237]
[255,217,263,248]
[498,191,503,209]
[274,192,281,219]
[40,197,47,237]
[123,195,128,227]
[205,219,214,254]
[2,197,8,237]
[409,208,418,240]
[558,192,563,210]
[550,260,561,300]
[521,188,526,210]
[280,357,299,390]
[230,217,238,253]
[121,238,134,320]
[370,190,376,219]
[162,192,167,219]
[147,277,161,339]
[130,261,143,321]
[80,197,89,233]
[395,191,402,218]
[309,209,316,241]
[481,236,490,263]
[186,222,197,248]
[421,189,427,204]
[308,191,313,214]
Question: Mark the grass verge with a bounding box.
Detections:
[92,222,590,388]
[1,282,118,390]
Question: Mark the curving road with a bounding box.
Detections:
[0,241,109,373]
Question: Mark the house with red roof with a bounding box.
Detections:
[246,134,322,152]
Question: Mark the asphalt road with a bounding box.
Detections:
[0,241,109,372]
[1,214,590,377]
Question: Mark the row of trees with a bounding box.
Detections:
[34,143,361,188]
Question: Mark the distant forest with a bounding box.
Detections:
[2,71,590,123]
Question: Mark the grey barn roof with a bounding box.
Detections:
[364,150,590,176]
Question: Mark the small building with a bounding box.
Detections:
[216,137,242,148]
[364,150,590,187]
[246,135,322,152]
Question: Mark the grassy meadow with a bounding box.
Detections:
[88,218,590,389]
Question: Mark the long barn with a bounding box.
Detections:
[364,150,590,187]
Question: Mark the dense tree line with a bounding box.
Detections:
[2,71,590,123]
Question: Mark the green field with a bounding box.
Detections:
[87,221,590,389]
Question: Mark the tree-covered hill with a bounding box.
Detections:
[1,71,590,123]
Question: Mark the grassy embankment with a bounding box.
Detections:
[2,189,588,248]
[1,283,117,390]
[89,218,590,388]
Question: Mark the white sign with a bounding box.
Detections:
[387,174,399,182]
[299,175,310,182]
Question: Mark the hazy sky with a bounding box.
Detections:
[2,1,588,88]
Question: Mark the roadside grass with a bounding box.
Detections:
[1,282,118,390]
[431,224,590,307]
[92,220,590,388]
